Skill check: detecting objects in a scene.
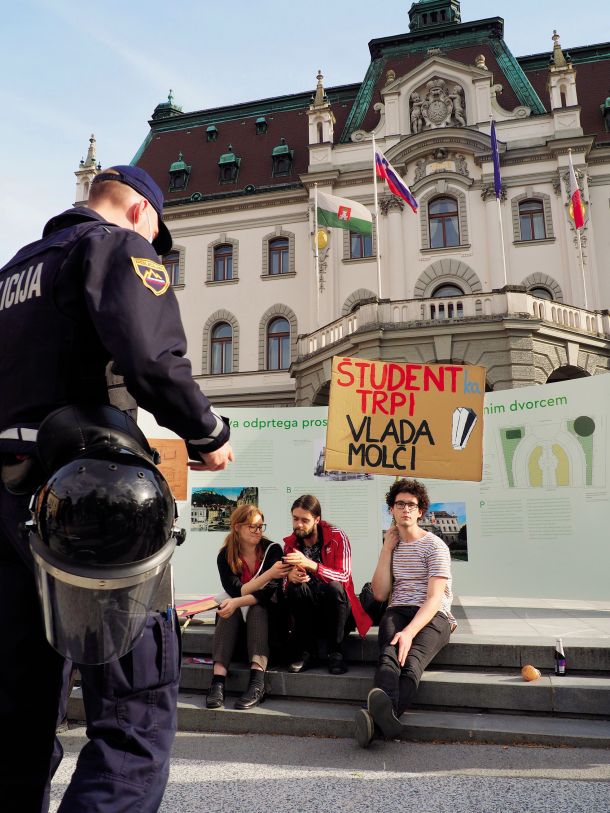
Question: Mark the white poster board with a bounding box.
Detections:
[137,374,610,602]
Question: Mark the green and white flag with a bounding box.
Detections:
[316,190,373,235]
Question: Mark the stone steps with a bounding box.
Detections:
[65,688,610,749]
[65,624,610,747]
[179,661,610,717]
[183,624,610,672]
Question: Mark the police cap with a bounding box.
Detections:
[92,165,172,255]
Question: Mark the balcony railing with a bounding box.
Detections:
[299,291,610,358]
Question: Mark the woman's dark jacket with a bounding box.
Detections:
[216,538,284,608]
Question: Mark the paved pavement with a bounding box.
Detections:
[52,728,610,813]
[451,595,610,640]
[50,596,610,811]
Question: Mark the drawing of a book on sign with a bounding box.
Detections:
[452,407,477,451]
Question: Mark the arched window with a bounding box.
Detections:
[529,286,553,300]
[430,283,464,319]
[432,283,464,297]
[211,322,232,374]
[428,197,459,248]
[267,317,290,370]
[519,200,546,241]
[214,244,233,281]
[163,250,181,286]
[269,238,289,275]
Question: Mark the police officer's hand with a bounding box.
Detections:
[189,442,235,471]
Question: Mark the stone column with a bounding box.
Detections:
[380,196,406,300]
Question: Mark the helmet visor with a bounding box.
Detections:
[30,534,176,664]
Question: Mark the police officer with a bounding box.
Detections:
[0,165,234,812]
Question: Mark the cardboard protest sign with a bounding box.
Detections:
[325,356,485,481]
[148,438,188,500]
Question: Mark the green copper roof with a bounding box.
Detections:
[218,145,240,165]
[488,38,546,113]
[169,152,188,172]
[340,16,546,141]
[272,138,291,156]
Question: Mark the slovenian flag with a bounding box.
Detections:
[316,190,373,235]
[374,149,418,213]
[568,151,585,230]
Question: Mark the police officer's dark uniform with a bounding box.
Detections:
[0,166,230,812]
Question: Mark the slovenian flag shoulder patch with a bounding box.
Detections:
[131,257,170,296]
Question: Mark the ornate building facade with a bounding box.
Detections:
[79,1,610,406]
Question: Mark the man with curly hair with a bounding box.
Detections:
[355,478,456,748]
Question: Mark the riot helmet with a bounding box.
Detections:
[27,404,181,665]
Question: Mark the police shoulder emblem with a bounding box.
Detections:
[131,257,170,296]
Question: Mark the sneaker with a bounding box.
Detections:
[288,651,312,673]
[367,688,404,740]
[354,708,374,749]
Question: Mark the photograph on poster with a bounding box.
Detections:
[190,486,258,532]
[313,440,372,481]
[380,499,467,561]
[425,502,468,562]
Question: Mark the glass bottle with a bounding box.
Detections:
[554,637,566,676]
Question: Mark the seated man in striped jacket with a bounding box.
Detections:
[283,494,371,676]
[355,478,456,748]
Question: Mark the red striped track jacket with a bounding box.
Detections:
[283,520,372,637]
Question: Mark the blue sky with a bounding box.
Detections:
[0,0,605,265]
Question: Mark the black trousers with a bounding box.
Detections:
[374,606,452,717]
[286,578,350,655]
[0,477,180,813]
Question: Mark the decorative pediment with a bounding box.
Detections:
[351,54,530,141]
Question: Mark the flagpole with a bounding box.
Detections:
[576,228,588,310]
[568,148,588,310]
[490,119,508,287]
[314,183,320,327]
[371,134,383,299]
[497,196,508,287]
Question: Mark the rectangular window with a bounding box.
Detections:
[213,246,233,281]
[350,232,373,259]
[163,252,180,286]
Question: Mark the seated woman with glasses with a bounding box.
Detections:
[207,504,291,711]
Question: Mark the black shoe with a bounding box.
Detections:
[206,681,225,709]
[367,688,404,740]
[288,651,312,673]
[235,684,266,710]
[328,652,348,675]
[354,708,374,749]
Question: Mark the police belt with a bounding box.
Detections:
[0,428,38,442]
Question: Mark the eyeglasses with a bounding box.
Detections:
[247,524,266,533]
[393,501,419,511]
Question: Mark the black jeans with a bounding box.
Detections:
[287,579,350,656]
[374,606,452,717]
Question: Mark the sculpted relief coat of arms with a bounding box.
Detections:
[410,78,466,132]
